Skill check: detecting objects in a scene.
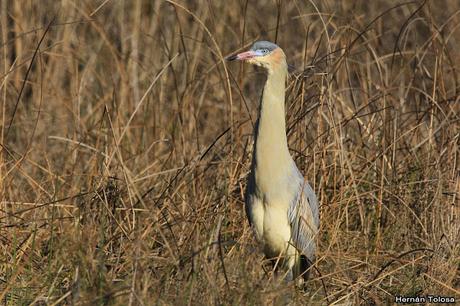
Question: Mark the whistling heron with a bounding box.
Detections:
[227,41,319,281]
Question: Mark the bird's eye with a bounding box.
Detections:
[258,48,269,55]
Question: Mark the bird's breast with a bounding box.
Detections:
[261,204,292,257]
[252,159,301,204]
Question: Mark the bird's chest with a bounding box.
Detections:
[261,204,292,257]
[247,143,302,256]
[252,159,299,205]
[248,177,295,256]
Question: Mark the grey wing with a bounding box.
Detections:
[302,181,320,228]
[244,171,265,241]
[244,170,256,226]
[288,179,320,261]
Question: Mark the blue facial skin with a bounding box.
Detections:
[225,41,277,61]
[254,49,270,57]
[226,41,278,61]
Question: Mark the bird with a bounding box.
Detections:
[226,41,320,282]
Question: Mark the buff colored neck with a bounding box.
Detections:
[252,60,293,196]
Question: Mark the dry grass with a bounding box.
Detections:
[1,0,459,305]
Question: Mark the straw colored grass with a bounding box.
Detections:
[1,0,459,305]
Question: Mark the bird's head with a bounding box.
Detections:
[226,41,286,71]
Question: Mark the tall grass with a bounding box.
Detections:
[1,0,459,304]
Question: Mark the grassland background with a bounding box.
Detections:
[1,0,459,305]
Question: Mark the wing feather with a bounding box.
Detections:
[287,175,319,262]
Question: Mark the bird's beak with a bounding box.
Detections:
[226,50,257,61]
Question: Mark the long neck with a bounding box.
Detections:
[252,65,292,188]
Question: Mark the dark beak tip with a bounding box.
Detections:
[226,54,238,61]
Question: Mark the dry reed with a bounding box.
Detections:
[1,0,459,305]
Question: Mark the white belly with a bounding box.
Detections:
[247,196,294,259]
[262,205,291,257]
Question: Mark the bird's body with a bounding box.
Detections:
[227,41,319,281]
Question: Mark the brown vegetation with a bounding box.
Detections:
[1,0,459,304]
